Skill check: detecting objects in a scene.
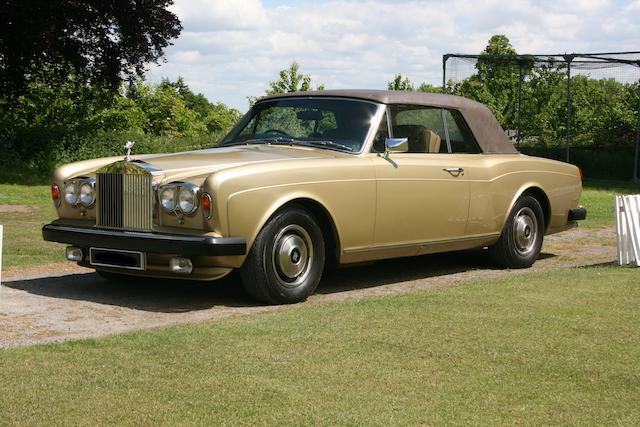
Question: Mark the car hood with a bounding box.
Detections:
[55,144,346,183]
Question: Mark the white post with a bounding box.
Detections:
[615,196,625,265]
[616,195,640,267]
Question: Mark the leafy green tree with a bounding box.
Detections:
[160,77,212,119]
[248,62,324,107]
[0,75,242,179]
[387,74,414,91]
[267,62,325,95]
[417,83,444,94]
[455,35,523,129]
[206,103,242,134]
[0,0,182,98]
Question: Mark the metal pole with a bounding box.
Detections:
[517,62,523,146]
[564,55,573,163]
[442,55,448,93]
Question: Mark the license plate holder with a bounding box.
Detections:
[89,247,146,270]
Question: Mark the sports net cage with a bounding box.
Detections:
[443,52,640,181]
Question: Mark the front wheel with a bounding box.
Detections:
[240,207,325,304]
[489,195,544,269]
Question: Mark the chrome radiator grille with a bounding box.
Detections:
[96,173,153,231]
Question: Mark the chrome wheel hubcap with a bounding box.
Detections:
[272,224,313,288]
[512,207,538,256]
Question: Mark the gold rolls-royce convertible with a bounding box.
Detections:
[43,90,586,304]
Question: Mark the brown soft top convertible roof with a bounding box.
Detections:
[262,90,519,154]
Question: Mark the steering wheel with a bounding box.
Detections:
[262,129,291,137]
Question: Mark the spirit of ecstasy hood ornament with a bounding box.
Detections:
[124,141,135,162]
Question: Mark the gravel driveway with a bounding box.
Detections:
[0,227,616,348]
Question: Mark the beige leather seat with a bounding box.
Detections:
[392,125,442,153]
[409,129,441,153]
[422,129,441,153]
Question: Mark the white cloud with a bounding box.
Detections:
[173,50,202,63]
[169,0,268,30]
[147,0,640,110]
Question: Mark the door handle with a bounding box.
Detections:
[443,167,464,176]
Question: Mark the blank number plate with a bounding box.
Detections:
[89,247,146,270]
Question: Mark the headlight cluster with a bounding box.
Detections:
[63,177,96,208]
[158,182,200,215]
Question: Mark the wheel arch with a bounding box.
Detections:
[277,198,341,267]
[236,194,342,268]
[521,186,551,231]
[504,185,551,232]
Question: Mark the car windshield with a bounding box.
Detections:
[220,98,380,153]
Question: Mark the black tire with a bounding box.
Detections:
[240,207,325,304]
[489,195,545,269]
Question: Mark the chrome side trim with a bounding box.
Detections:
[344,233,501,254]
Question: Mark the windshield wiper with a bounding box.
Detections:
[225,137,353,152]
[224,137,300,147]
[304,140,354,152]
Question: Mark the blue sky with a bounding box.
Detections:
[147,0,640,111]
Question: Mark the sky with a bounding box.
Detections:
[147,0,640,111]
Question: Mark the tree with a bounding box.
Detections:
[0,0,182,98]
[160,77,214,119]
[248,62,324,106]
[266,62,324,95]
[417,83,444,94]
[387,74,414,91]
[455,35,523,129]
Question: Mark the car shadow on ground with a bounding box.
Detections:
[319,249,497,294]
[4,271,254,312]
[4,249,558,313]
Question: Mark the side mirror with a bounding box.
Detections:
[384,137,408,157]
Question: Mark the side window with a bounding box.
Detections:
[371,109,389,153]
[390,105,447,153]
[444,110,481,154]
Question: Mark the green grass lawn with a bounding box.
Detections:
[0,179,638,268]
[581,179,640,228]
[0,266,638,425]
[0,184,63,268]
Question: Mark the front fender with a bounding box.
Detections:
[225,180,376,265]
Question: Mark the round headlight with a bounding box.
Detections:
[160,187,176,211]
[79,182,95,207]
[64,182,78,205]
[178,186,197,214]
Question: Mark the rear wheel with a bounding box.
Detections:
[489,195,544,269]
[240,207,325,304]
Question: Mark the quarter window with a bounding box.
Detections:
[444,110,481,154]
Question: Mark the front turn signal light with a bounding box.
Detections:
[51,184,61,207]
[202,193,212,220]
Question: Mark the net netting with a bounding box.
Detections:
[443,52,640,179]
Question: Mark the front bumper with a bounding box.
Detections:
[42,223,246,256]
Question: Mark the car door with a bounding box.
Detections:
[373,105,471,248]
